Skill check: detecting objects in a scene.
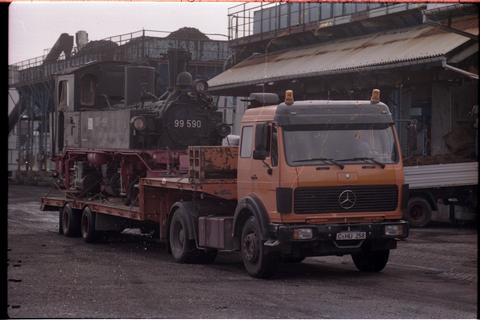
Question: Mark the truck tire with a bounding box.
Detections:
[352,249,389,272]
[169,208,217,264]
[61,204,81,237]
[241,217,279,278]
[81,207,98,243]
[406,197,432,228]
[58,209,63,235]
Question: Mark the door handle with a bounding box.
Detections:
[251,174,258,180]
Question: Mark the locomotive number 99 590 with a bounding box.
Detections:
[174,119,202,128]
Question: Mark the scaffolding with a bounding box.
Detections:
[227,2,425,44]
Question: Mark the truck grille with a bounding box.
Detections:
[294,185,398,214]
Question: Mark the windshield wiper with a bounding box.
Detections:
[292,157,344,169]
[336,157,386,169]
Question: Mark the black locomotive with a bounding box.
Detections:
[54,48,229,153]
[52,48,230,201]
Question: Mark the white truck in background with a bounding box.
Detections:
[404,161,478,227]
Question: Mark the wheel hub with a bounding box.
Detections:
[243,232,259,262]
[410,205,424,220]
[178,228,184,246]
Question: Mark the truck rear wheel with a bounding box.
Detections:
[61,204,81,237]
[169,208,217,264]
[406,197,432,228]
[58,209,63,235]
[241,217,279,278]
[81,207,98,243]
[352,249,389,272]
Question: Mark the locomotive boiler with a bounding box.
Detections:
[52,48,230,203]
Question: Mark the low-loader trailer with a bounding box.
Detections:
[42,90,409,278]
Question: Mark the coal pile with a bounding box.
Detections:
[166,27,210,40]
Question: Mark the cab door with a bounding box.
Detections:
[250,123,280,221]
[237,124,254,200]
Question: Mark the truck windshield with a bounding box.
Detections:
[283,125,398,166]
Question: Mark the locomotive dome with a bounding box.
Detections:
[176,71,193,87]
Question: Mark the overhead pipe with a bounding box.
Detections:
[442,59,479,80]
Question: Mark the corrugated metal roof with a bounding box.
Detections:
[209,24,477,91]
[404,162,478,189]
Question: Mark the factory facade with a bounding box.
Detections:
[211,3,478,164]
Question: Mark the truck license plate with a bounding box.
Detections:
[336,231,366,241]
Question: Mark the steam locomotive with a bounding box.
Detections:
[52,49,230,203]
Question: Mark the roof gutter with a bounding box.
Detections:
[424,18,478,41]
[442,59,479,80]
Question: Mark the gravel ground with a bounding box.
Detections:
[7,184,478,318]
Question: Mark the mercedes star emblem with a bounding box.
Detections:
[338,190,356,209]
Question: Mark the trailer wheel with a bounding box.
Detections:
[352,249,389,272]
[406,197,432,228]
[169,209,193,262]
[241,217,279,278]
[81,207,98,243]
[58,209,63,235]
[61,204,81,237]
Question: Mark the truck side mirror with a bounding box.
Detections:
[253,123,268,160]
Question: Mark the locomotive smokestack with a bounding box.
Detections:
[167,48,190,90]
[75,30,89,51]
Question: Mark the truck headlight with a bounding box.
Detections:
[293,228,313,240]
[385,225,404,236]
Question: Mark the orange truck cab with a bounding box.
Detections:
[233,90,409,277]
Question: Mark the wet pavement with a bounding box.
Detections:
[7,184,478,318]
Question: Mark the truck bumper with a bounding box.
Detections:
[265,220,409,257]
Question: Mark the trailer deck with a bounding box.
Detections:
[404,161,478,189]
[41,175,237,223]
[142,177,237,200]
[41,196,142,220]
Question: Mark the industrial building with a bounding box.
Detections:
[8,3,478,182]
[211,3,478,163]
[8,28,229,182]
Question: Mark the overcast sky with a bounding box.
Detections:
[9,1,235,64]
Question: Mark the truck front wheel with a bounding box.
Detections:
[352,249,389,272]
[241,217,279,278]
[406,197,432,228]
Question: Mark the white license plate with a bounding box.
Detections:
[336,231,366,241]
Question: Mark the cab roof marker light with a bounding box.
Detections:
[371,89,380,104]
[285,90,294,106]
